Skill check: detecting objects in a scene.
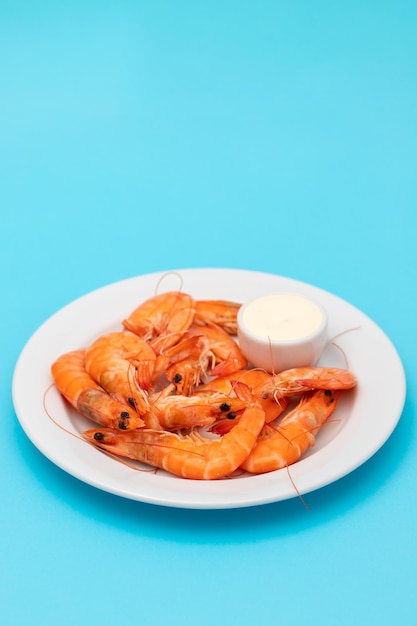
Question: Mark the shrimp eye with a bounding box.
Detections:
[128,397,137,408]
[226,412,237,420]
[262,392,270,399]
[118,421,128,430]
[93,432,105,441]
[120,411,130,419]
[173,373,182,383]
[220,402,231,412]
[324,390,333,397]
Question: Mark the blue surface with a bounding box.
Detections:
[2,2,416,624]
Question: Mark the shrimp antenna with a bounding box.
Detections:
[43,384,88,444]
[154,271,184,295]
[286,467,312,511]
[44,384,157,473]
[267,335,278,376]
[322,326,361,369]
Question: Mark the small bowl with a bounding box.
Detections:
[237,292,328,373]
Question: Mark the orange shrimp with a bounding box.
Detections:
[193,300,241,335]
[241,389,340,474]
[83,399,266,480]
[196,369,289,434]
[152,334,210,396]
[142,392,247,430]
[51,349,145,430]
[259,367,357,401]
[185,324,248,378]
[122,291,196,353]
[151,324,247,395]
[84,331,156,414]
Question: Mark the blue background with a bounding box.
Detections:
[2,2,416,624]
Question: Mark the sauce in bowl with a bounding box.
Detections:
[237,293,328,373]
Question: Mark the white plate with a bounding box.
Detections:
[12,268,406,509]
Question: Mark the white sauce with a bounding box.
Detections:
[241,293,323,341]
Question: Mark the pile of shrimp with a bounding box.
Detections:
[51,289,357,480]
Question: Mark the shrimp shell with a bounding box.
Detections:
[241,389,340,474]
[84,331,156,414]
[84,401,266,480]
[193,299,241,335]
[260,367,357,400]
[123,291,196,353]
[51,349,145,430]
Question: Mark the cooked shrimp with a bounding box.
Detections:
[123,291,196,353]
[151,324,247,395]
[259,367,357,401]
[85,331,156,414]
[152,334,210,396]
[194,300,241,335]
[241,389,339,474]
[83,400,266,480]
[142,392,247,430]
[51,349,145,430]
[196,369,289,434]
[185,324,248,378]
